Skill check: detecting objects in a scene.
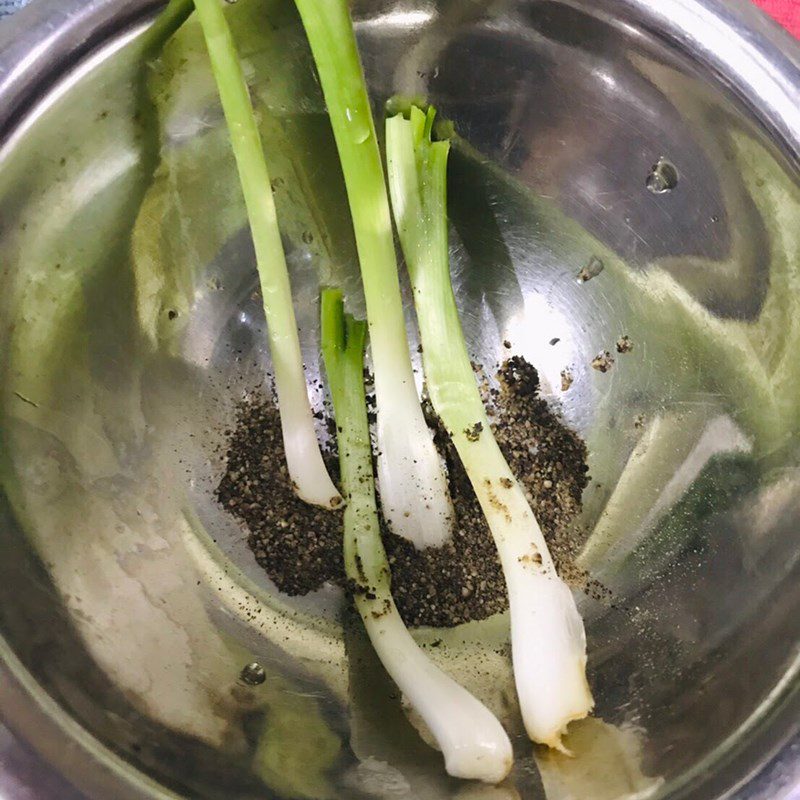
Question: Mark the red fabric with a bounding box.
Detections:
[752,0,800,37]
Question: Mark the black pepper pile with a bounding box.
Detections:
[216,404,346,595]
[216,357,595,628]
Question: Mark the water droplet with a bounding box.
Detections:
[646,158,678,194]
[344,106,370,144]
[577,255,604,283]
[240,662,266,685]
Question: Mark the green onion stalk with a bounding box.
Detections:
[293,0,454,548]
[193,0,340,508]
[386,107,594,750]
[321,288,512,782]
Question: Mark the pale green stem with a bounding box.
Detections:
[386,108,593,749]
[193,0,340,508]
[293,0,453,548]
[321,288,512,783]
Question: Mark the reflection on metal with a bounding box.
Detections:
[536,718,664,800]
[579,410,751,584]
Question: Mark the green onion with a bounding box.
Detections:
[293,0,453,548]
[193,0,340,508]
[321,288,512,782]
[386,106,594,750]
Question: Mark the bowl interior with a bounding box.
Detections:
[0,1,799,798]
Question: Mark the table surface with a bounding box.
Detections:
[753,0,800,35]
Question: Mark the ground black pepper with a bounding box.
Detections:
[216,401,346,595]
[216,357,600,628]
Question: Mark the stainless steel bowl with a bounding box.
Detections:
[1,0,799,798]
